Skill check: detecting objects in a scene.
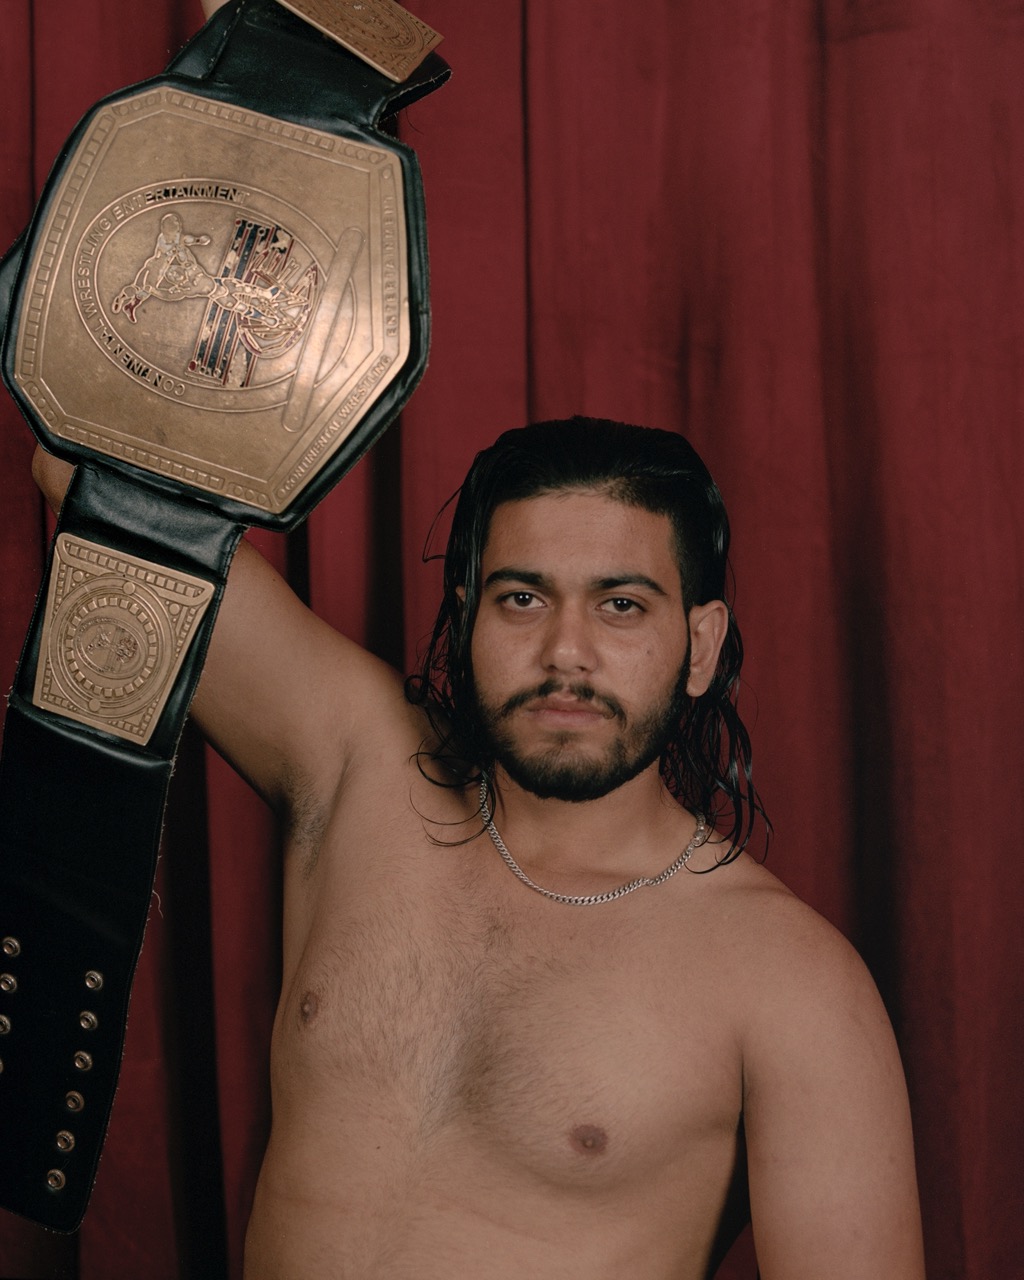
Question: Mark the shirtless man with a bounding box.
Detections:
[35,416,924,1278]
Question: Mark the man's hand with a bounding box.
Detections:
[31,445,74,514]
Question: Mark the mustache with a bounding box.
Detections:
[496,678,627,724]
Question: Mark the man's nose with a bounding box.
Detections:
[540,603,597,674]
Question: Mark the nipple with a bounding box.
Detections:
[569,1124,609,1156]
[299,990,319,1024]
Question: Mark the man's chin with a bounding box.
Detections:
[494,746,651,804]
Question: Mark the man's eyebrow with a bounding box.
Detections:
[481,568,670,596]
[594,574,670,597]
[482,567,549,590]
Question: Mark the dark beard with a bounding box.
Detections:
[473,664,690,803]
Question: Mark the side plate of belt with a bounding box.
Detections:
[0,0,447,1231]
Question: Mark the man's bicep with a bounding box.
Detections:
[191,536,399,811]
[742,919,925,1280]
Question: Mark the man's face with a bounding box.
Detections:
[469,491,693,802]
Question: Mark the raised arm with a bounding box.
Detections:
[30,447,408,816]
[742,899,926,1279]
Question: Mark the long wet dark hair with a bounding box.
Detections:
[405,417,768,864]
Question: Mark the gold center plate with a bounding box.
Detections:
[14,87,409,515]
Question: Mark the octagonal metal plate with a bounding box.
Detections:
[12,86,409,515]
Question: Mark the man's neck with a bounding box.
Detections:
[485,763,696,885]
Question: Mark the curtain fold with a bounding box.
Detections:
[0,1,1020,1276]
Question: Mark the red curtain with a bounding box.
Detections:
[2,1,1021,1276]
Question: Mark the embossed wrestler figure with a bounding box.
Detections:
[112,212,215,320]
[35,413,926,1280]
[112,209,315,343]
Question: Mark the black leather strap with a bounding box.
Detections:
[0,465,242,1229]
[169,0,449,128]
[0,0,447,1230]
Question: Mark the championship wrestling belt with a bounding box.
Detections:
[0,0,448,1230]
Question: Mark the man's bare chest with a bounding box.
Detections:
[273,820,743,1191]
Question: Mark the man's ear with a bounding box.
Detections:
[455,585,466,605]
[685,600,729,696]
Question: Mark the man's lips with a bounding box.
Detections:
[497,681,626,724]
[526,696,610,718]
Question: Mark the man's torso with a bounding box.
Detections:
[243,696,779,1278]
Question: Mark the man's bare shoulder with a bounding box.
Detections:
[674,846,890,1056]
[693,848,864,981]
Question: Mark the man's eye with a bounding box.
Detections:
[603,597,640,614]
[502,591,540,608]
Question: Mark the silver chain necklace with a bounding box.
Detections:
[478,779,709,907]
